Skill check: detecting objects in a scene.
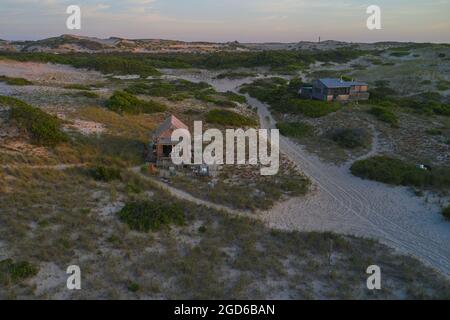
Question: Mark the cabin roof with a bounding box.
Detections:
[318,78,368,88]
[153,115,189,140]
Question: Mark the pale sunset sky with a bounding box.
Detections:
[1,0,449,42]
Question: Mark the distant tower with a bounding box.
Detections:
[318,36,321,43]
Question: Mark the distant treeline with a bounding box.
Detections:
[0,49,368,75]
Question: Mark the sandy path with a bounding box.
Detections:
[130,167,246,217]
[166,70,450,277]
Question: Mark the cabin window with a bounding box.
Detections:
[163,145,172,157]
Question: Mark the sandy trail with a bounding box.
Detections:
[167,70,450,277]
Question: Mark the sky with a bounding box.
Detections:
[0,0,449,43]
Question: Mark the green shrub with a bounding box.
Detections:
[127,282,140,292]
[276,122,312,139]
[287,99,341,118]
[328,128,370,149]
[368,106,398,126]
[89,166,122,182]
[240,78,340,117]
[215,71,256,79]
[351,156,450,190]
[436,80,450,91]
[125,79,211,97]
[426,129,443,136]
[117,200,185,232]
[0,259,38,285]
[1,95,68,147]
[390,51,410,57]
[224,91,246,103]
[442,206,450,220]
[0,75,32,86]
[205,109,257,127]
[64,84,92,90]
[106,90,167,114]
[72,91,99,99]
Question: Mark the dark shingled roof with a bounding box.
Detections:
[318,78,368,88]
[153,115,189,140]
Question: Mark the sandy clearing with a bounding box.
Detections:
[0,60,104,85]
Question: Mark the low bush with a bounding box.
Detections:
[368,106,398,126]
[442,205,450,220]
[1,95,68,146]
[127,282,140,292]
[0,259,38,285]
[69,91,99,99]
[117,200,185,232]
[89,166,122,182]
[437,80,450,91]
[442,206,450,220]
[287,99,341,118]
[276,122,312,139]
[240,78,340,118]
[105,90,167,114]
[351,156,450,190]
[215,71,256,79]
[205,109,257,127]
[224,91,246,103]
[0,75,32,86]
[390,51,410,57]
[426,129,443,136]
[328,128,370,149]
[64,84,92,90]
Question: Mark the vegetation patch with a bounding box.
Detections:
[106,90,167,115]
[0,53,161,77]
[390,51,410,57]
[1,95,68,147]
[0,75,32,86]
[205,109,257,127]
[436,80,450,91]
[223,91,246,104]
[125,79,243,107]
[240,77,340,118]
[276,122,312,139]
[351,156,450,191]
[117,200,185,232]
[328,128,370,149]
[368,106,399,126]
[442,205,450,220]
[288,99,341,118]
[369,86,450,117]
[215,71,256,79]
[0,259,38,285]
[64,84,92,91]
[88,165,122,182]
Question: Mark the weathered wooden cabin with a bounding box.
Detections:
[301,78,369,102]
[147,115,189,167]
